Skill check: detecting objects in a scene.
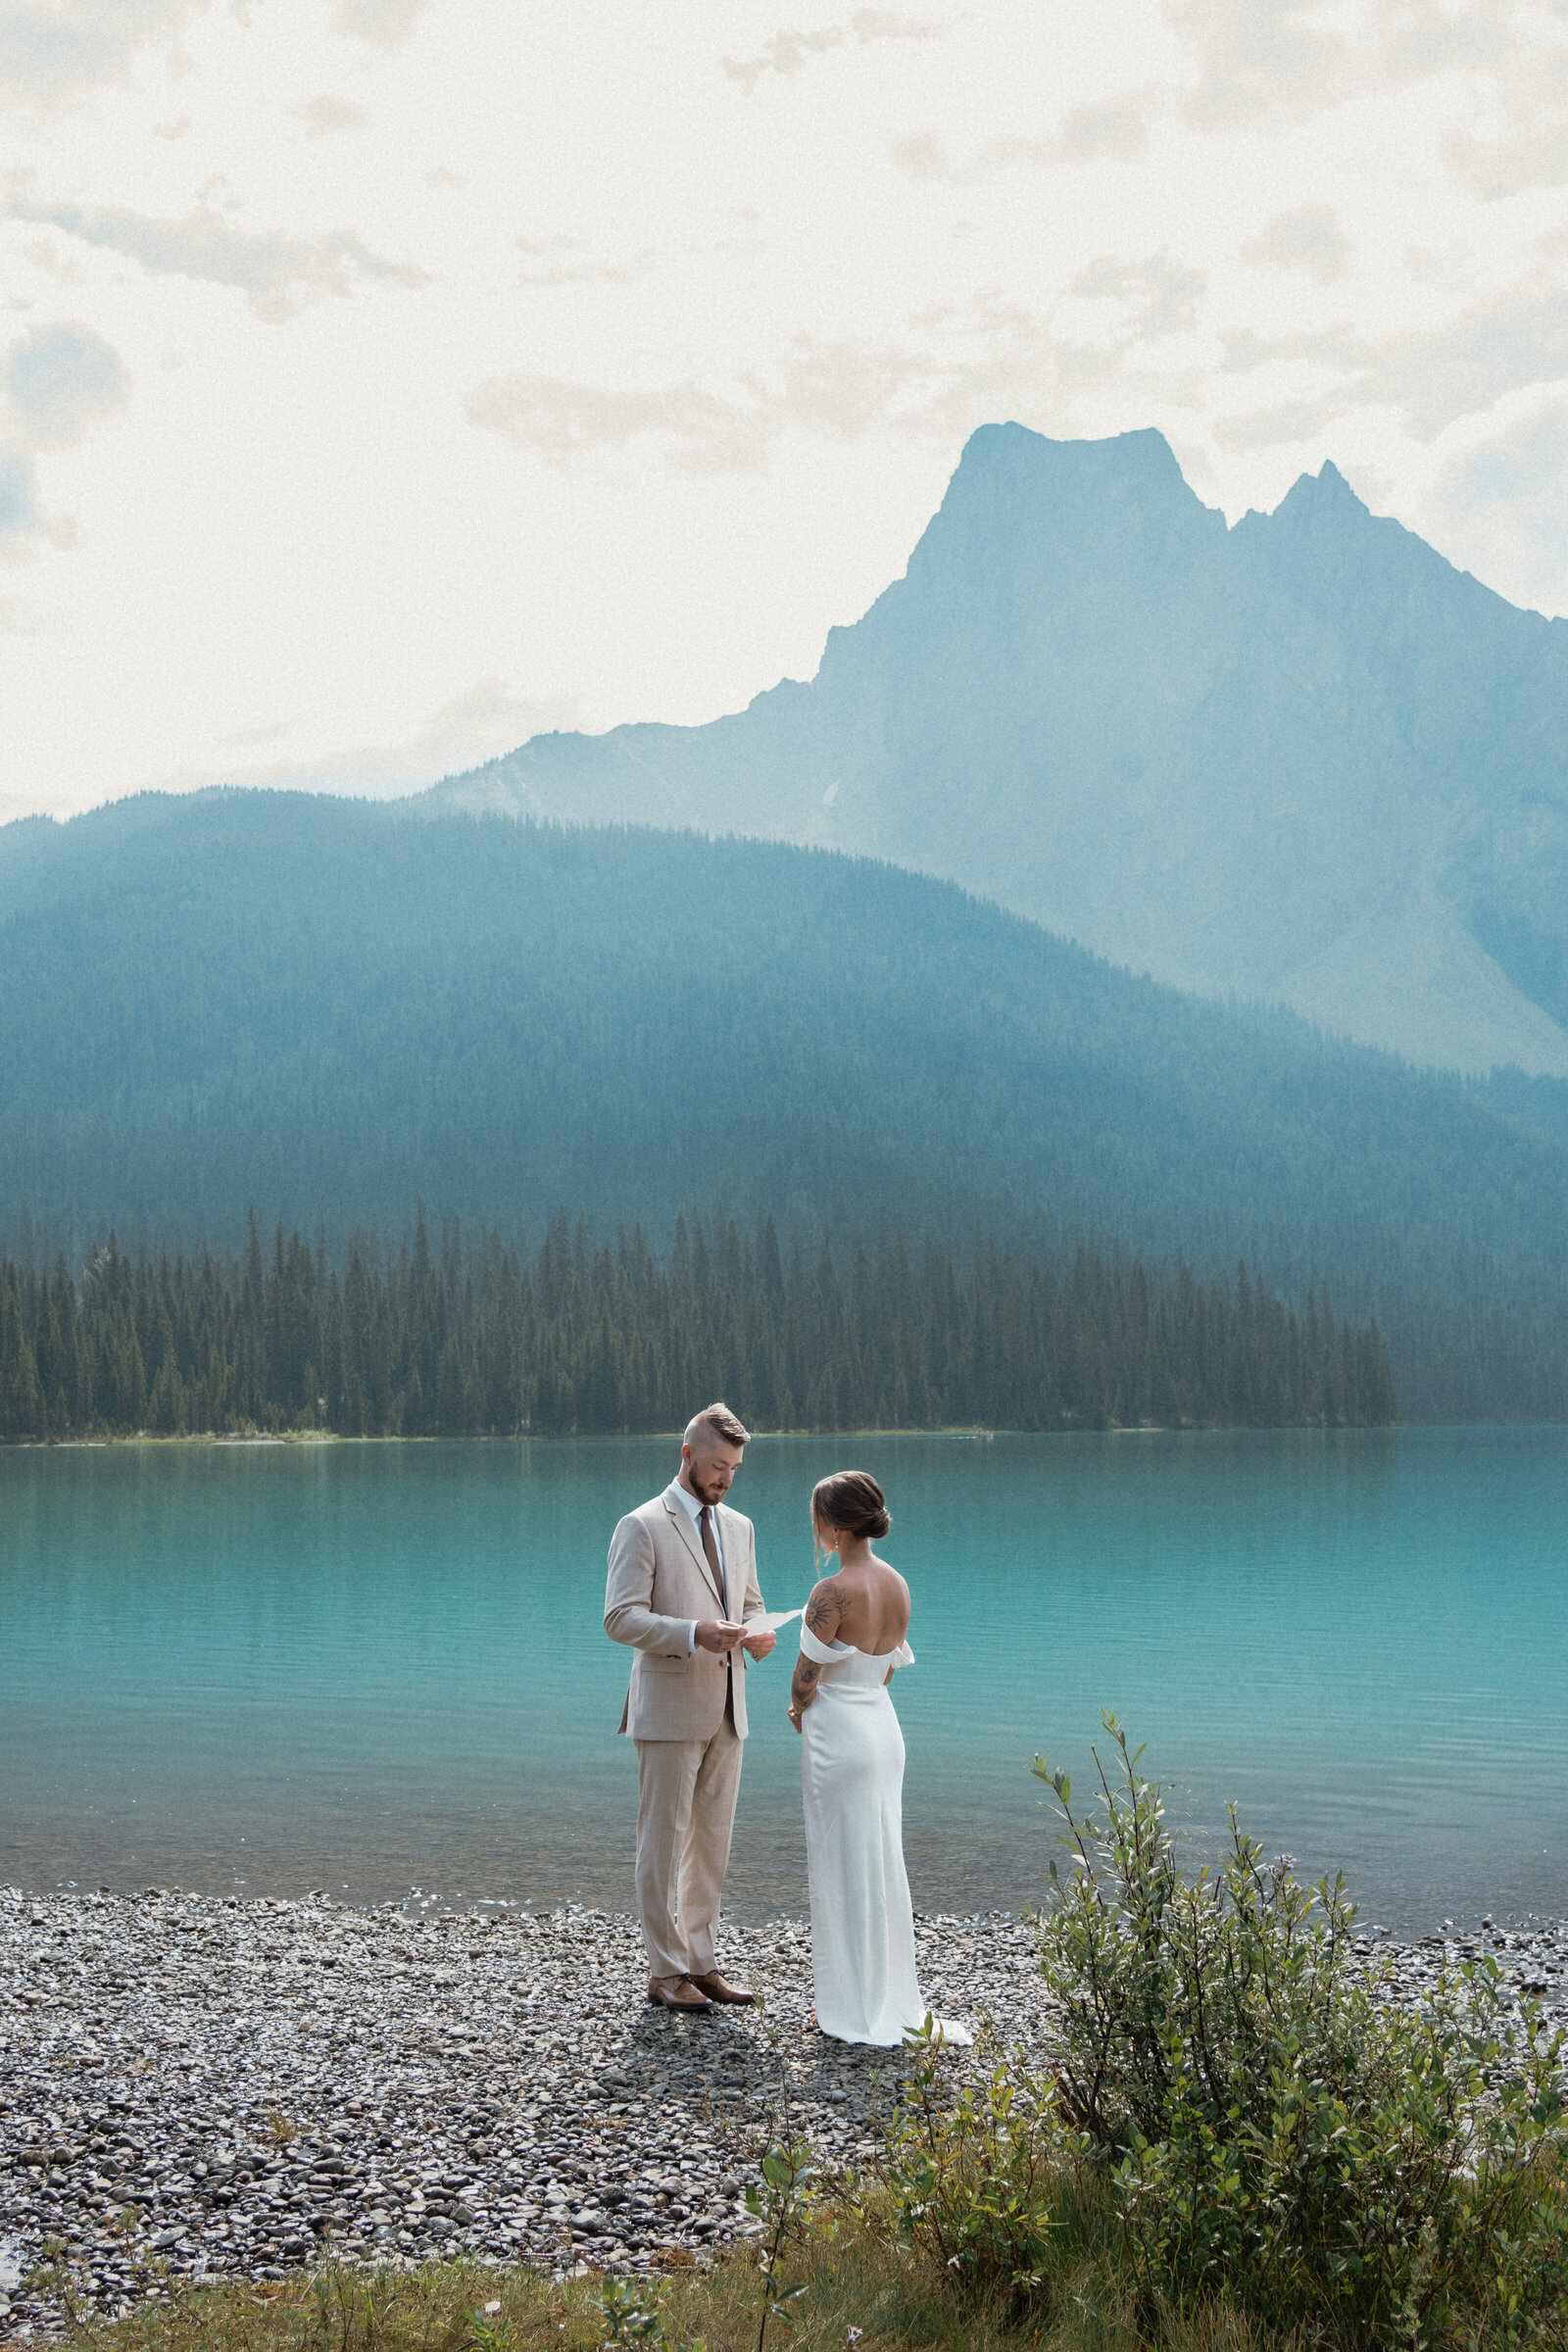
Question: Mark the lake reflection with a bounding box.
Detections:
[1,1428,1565,1932]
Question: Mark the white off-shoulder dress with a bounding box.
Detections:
[798,1622,972,2046]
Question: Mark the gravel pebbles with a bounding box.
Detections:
[0,1887,1046,2338]
[5,1887,1568,2343]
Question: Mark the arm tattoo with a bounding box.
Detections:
[790,1655,823,1713]
[794,1579,842,1717]
[805,1580,844,1635]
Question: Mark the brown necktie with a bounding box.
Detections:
[700,1504,736,1723]
[698,1504,725,1612]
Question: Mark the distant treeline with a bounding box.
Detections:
[0,1206,1396,1439]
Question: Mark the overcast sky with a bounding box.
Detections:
[5,0,1568,820]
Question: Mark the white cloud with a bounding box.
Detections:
[0,319,124,546]
[469,375,765,470]
[467,297,1222,493]
[1243,204,1348,284]
[514,236,644,289]
[892,129,1051,178]
[893,92,1152,181]
[334,0,426,49]
[1212,397,1347,453]
[1422,387,1568,614]
[1383,288,1568,441]
[1059,95,1151,159]
[0,447,37,533]
[6,320,126,446]
[1167,0,1507,130]
[1166,0,1358,127]
[722,9,939,88]
[1443,30,1568,195]
[467,334,1024,473]
[301,93,368,136]
[139,677,586,804]
[722,26,844,88]
[851,10,940,39]
[1074,254,1206,341]
[7,195,428,320]
[889,129,951,176]
[0,0,197,102]
[1215,272,1568,447]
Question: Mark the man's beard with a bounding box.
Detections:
[689,1466,728,1504]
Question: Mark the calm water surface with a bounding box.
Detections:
[2,1429,1565,1932]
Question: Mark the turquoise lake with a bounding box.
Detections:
[2,1429,1566,1933]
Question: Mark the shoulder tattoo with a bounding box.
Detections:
[806,1580,845,1634]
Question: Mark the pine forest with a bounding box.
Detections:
[0,1206,1397,1442]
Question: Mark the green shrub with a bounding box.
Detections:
[866,2022,1070,2313]
[1033,1716,1568,2345]
[848,1722,1568,2346]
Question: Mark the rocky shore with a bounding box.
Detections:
[4,1887,1568,2341]
[0,1886,1044,2338]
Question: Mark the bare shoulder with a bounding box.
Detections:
[870,1556,911,1622]
[804,1575,848,1635]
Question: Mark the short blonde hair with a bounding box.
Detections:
[692,1401,750,1447]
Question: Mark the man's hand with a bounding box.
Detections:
[695,1619,746,1654]
[741,1627,776,1660]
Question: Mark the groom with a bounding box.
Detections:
[605,1402,776,2013]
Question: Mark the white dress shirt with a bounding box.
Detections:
[666,1478,727,1654]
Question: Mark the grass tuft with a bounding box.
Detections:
[45,2237,1291,2352]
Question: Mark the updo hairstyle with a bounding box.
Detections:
[811,1469,891,1544]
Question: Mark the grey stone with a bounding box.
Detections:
[11,1883,1556,2339]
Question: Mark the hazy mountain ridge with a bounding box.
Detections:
[423,424,1568,1078]
[4,790,1568,1419]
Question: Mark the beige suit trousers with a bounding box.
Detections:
[635,1715,743,1981]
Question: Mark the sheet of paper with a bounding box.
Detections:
[754,1606,803,1633]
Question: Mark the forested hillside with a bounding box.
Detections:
[1,789,1566,1420]
[0,1211,1396,1440]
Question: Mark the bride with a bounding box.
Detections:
[788,1470,970,2046]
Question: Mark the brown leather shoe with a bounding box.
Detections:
[647,1974,712,2013]
[686,1970,755,2005]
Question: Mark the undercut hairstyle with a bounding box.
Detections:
[811,1469,891,1542]
[693,1401,751,1448]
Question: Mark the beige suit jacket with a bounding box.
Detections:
[605,1490,766,1740]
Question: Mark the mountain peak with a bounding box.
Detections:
[1249,453,1518,624]
[899,420,1214,599]
[421,416,1568,1083]
[1273,457,1372,525]
[949,419,1190,502]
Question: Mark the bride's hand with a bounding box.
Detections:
[786,1701,803,1734]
